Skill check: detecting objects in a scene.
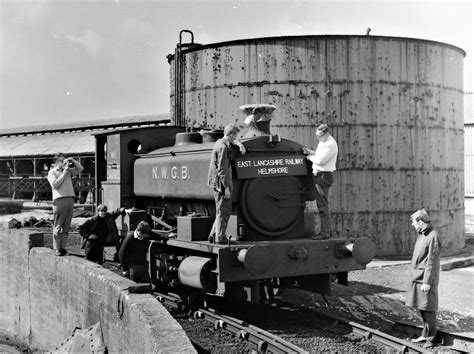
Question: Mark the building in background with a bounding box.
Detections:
[0,114,170,203]
[465,92,474,197]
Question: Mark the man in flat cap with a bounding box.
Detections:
[406,208,441,349]
[303,124,338,239]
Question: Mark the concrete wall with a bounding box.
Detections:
[0,228,196,353]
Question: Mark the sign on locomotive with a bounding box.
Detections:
[235,156,307,178]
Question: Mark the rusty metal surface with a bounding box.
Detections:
[0,131,95,157]
[169,35,465,256]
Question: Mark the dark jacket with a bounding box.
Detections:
[78,208,124,249]
[118,231,149,271]
[207,137,233,193]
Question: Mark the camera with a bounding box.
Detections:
[64,160,74,168]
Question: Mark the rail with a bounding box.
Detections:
[69,252,472,353]
[154,292,307,353]
[305,306,473,353]
[394,319,474,353]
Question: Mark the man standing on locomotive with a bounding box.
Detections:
[303,124,338,239]
[406,208,441,349]
[208,123,246,244]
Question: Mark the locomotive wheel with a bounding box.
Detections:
[178,286,205,307]
[262,278,284,303]
[148,242,166,289]
[268,278,284,297]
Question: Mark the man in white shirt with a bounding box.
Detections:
[303,124,338,239]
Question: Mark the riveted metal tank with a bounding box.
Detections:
[168,34,465,256]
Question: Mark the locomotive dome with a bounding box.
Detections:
[168,34,466,256]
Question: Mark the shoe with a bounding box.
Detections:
[423,341,434,349]
[412,336,426,343]
[217,236,228,245]
[55,250,62,256]
[312,233,330,240]
[59,248,68,256]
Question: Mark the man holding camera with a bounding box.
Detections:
[47,152,84,256]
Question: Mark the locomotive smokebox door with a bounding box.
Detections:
[240,176,305,240]
[177,215,213,241]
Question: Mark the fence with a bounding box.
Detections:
[0,176,95,204]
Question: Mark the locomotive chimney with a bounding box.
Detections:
[239,104,276,137]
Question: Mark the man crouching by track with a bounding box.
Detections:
[406,208,441,349]
[78,204,125,264]
[119,221,169,283]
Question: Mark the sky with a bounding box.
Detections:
[0,0,472,130]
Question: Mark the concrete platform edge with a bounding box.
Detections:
[0,228,196,353]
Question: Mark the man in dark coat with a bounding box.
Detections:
[406,208,441,349]
[207,123,246,244]
[78,204,125,264]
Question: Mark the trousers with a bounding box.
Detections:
[84,236,104,264]
[129,265,151,283]
[420,309,437,343]
[313,172,334,236]
[52,196,75,250]
[209,190,231,240]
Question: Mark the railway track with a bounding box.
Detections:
[310,309,432,353]
[155,289,450,353]
[70,252,474,353]
[153,292,307,353]
[278,299,474,353]
[394,319,474,353]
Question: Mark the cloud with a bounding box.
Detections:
[65,29,104,56]
[193,31,213,45]
[119,18,154,40]
[3,1,52,25]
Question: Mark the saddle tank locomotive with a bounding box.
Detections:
[96,109,375,304]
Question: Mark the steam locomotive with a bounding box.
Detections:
[95,106,375,304]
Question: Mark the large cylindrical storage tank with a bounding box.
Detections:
[169,35,465,256]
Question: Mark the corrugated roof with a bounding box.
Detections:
[0,131,96,158]
[0,113,170,137]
